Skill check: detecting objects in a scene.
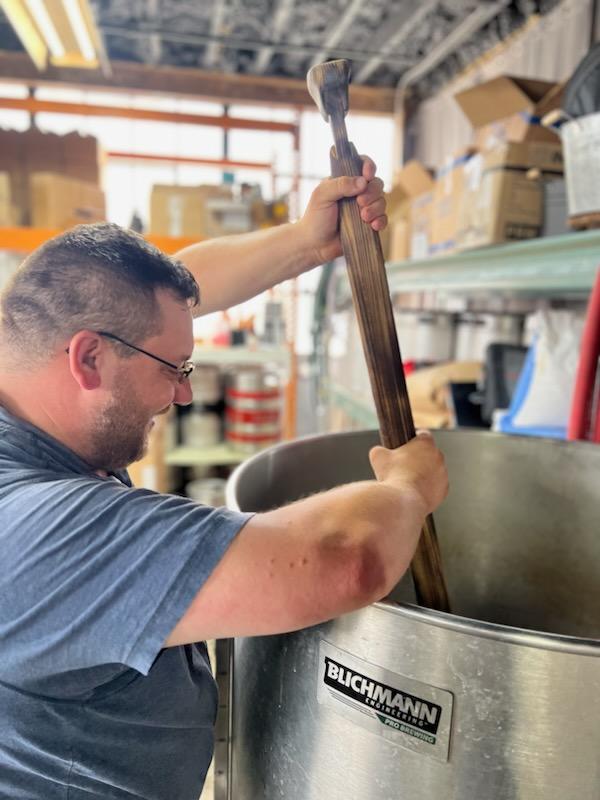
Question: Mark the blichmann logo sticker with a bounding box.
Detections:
[323,658,441,740]
[318,641,453,762]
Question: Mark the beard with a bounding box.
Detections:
[88,382,156,472]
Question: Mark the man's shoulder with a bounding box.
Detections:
[0,461,108,493]
[0,460,225,531]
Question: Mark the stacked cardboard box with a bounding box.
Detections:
[457,142,563,250]
[0,173,16,226]
[410,190,435,260]
[430,150,475,255]
[150,184,286,238]
[384,161,434,261]
[454,76,564,151]
[150,184,247,238]
[0,128,103,227]
[384,76,564,261]
[453,76,564,250]
[31,173,106,229]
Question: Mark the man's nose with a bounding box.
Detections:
[174,378,193,407]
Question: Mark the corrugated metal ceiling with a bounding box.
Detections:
[0,0,564,98]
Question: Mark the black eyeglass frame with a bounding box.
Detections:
[66,331,195,383]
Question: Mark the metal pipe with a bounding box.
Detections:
[0,95,299,133]
[105,151,273,171]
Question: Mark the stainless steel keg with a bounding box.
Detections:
[226,429,600,800]
[225,368,281,453]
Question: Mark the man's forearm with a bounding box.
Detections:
[174,166,386,315]
[175,220,319,316]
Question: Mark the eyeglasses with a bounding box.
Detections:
[97,331,195,383]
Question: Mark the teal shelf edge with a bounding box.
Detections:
[192,345,289,366]
[379,230,600,294]
[165,444,246,467]
[326,381,377,428]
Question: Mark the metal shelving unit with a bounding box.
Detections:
[386,230,600,294]
[191,344,290,366]
[328,231,600,427]
[165,444,245,467]
[166,345,293,467]
[0,226,202,255]
[338,230,600,297]
[326,380,377,428]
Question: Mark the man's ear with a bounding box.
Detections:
[67,331,105,390]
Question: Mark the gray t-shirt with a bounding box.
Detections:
[0,406,252,799]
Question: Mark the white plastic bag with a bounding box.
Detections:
[512,310,584,429]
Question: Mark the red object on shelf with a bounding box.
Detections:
[211,311,232,347]
[226,407,280,424]
[568,268,600,443]
[226,388,281,401]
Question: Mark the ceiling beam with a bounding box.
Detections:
[399,1,510,87]
[0,51,396,112]
[354,0,438,84]
[203,0,228,68]
[146,0,162,65]
[308,0,363,70]
[251,0,296,74]
[97,23,409,67]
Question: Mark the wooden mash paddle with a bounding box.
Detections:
[307,59,450,611]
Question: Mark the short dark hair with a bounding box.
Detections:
[0,222,200,363]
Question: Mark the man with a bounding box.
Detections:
[0,161,448,800]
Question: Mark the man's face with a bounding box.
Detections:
[87,289,194,472]
[89,377,161,471]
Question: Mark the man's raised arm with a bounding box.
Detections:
[175,157,387,315]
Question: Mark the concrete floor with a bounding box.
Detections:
[199,763,214,800]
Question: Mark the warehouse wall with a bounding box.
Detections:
[411,0,595,169]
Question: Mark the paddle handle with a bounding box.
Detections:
[330,142,451,612]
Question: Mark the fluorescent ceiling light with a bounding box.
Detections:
[24,0,65,57]
[62,0,95,61]
[1,0,108,71]
[0,0,47,69]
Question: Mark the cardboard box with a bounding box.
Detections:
[384,187,411,261]
[386,161,434,261]
[456,141,563,250]
[387,216,410,261]
[150,184,236,238]
[392,160,435,198]
[24,128,62,174]
[30,173,106,229]
[0,129,26,223]
[430,151,475,255]
[455,76,564,150]
[410,192,434,259]
[0,172,16,226]
[407,360,483,429]
[61,131,102,183]
[0,128,101,224]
